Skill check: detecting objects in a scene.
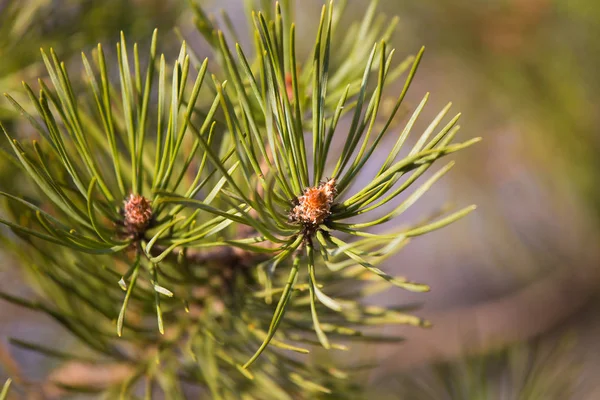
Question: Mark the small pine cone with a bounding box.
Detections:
[123,194,153,234]
[289,178,336,232]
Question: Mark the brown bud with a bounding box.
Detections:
[289,178,336,233]
[123,194,153,234]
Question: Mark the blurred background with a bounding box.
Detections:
[1,0,599,398]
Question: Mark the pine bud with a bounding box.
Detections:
[123,194,153,234]
[289,178,336,234]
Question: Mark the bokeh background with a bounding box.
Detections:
[1,0,599,398]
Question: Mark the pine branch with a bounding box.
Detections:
[0,0,478,397]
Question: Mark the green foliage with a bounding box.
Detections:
[0,0,477,397]
[388,337,579,400]
[0,0,180,115]
[0,379,11,400]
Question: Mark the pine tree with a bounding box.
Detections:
[0,0,478,397]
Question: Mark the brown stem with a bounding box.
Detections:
[376,247,600,372]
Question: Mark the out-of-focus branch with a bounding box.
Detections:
[378,244,600,371]
[43,362,133,400]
